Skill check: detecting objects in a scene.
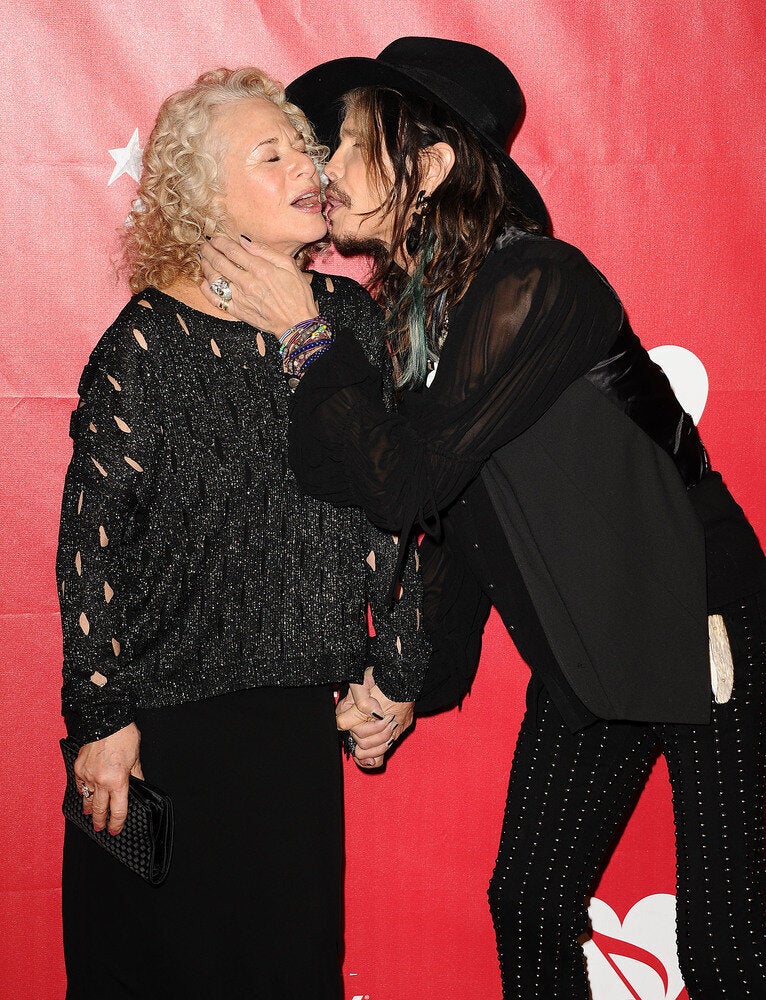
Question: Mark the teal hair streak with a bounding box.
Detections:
[390,236,434,390]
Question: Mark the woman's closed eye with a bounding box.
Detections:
[264,142,307,163]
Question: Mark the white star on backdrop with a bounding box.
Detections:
[108,128,143,186]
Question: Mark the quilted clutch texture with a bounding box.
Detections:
[60,737,173,886]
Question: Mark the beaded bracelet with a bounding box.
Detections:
[300,344,333,370]
[284,338,333,377]
[284,343,334,390]
[280,316,334,390]
[287,337,333,362]
[278,316,323,344]
[278,316,332,360]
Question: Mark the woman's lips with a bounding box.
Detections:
[291,190,322,213]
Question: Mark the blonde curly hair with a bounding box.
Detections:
[123,67,328,293]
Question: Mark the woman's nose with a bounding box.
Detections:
[297,153,317,173]
[293,151,317,178]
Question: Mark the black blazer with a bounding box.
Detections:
[482,376,709,723]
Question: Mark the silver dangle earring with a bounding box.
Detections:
[405,190,431,256]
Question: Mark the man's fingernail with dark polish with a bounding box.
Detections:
[371,712,384,720]
[240,234,252,242]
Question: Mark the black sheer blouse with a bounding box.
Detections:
[289,232,622,532]
[289,230,765,725]
[288,233,623,723]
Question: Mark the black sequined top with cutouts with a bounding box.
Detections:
[57,275,429,745]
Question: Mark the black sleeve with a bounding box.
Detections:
[312,272,393,386]
[366,527,431,701]
[414,537,491,715]
[56,309,162,744]
[289,239,623,533]
[314,273,431,698]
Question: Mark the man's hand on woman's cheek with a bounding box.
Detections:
[198,234,318,334]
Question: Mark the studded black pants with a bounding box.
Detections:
[488,594,766,999]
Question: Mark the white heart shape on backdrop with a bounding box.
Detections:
[648,345,709,425]
[582,894,686,1000]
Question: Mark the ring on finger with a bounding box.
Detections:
[217,298,230,313]
[345,733,358,757]
[210,277,233,302]
[80,785,94,799]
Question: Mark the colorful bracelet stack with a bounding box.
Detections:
[279,316,334,391]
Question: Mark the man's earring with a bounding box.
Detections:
[405,190,431,256]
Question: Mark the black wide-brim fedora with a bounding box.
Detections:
[287,36,549,231]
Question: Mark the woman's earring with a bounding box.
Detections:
[405,190,431,256]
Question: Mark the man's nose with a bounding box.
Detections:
[324,151,342,181]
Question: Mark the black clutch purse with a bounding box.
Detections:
[60,736,174,886]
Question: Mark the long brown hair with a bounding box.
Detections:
[344,86,541,388]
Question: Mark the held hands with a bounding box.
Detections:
[74,722,143,836]
[336,666,415,770]
[199,234,318,334]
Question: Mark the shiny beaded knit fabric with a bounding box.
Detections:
[56,275,429,745]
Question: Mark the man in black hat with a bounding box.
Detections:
[199,37,765,999]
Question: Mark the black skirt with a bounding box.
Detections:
[63,685,344,999]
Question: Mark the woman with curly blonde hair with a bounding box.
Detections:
[57,67,428,999]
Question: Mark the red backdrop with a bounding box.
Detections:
[1,4,764,999]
